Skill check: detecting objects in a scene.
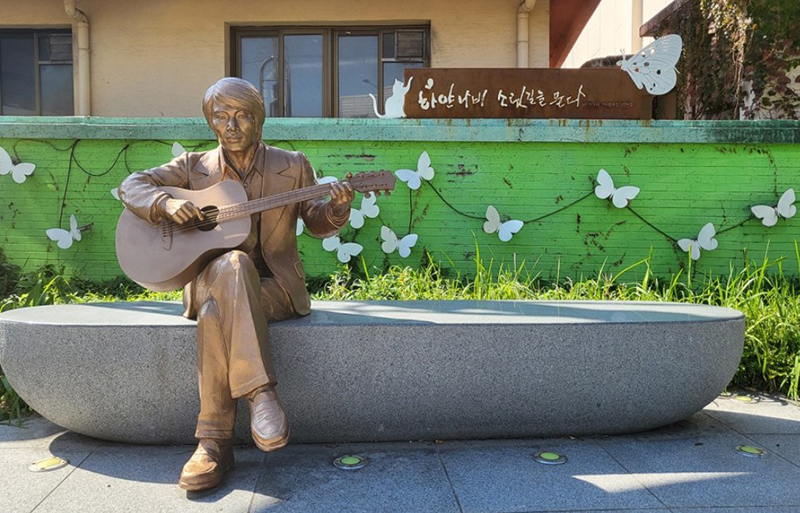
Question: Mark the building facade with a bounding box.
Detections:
[0,0,614,118]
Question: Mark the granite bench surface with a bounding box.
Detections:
[0,300,745,444]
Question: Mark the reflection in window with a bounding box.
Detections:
[338,35,378,118]
[234,27,428,118]
[241,36,278,117]
[284,35,323,117]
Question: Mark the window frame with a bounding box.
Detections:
[0,28,74,116]
[231,24,429,118]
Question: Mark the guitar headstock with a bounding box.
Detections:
[345,170,396,197]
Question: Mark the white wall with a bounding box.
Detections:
[562,0,672,68]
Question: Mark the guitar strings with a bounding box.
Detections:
[163,182,346,235]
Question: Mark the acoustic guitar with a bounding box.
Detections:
[115,171,395,292]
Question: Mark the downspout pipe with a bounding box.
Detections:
[64,0,90,116]
[517,0,537,68]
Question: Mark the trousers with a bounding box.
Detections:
[189,250,297,439]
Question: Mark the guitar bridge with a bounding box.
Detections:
[160,222,173,250]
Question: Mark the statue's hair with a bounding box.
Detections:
[202,77,265,135]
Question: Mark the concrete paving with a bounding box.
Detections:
[1,389,799,513]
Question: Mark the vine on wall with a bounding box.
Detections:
[665,0,799,119]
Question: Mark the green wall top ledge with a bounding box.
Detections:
[0,117,798,144]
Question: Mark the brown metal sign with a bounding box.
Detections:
[403,68,651,119]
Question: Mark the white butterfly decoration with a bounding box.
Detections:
[381,226,418,258]
[483,206,524,242]
[322,236,363,263]
[46,214,83,250]
[316,175,338,185]
[111,188,120,200]
[618,34,682,96]
[172,142,187,158]
[296,218,305,236]
[0,146,35,184]
[751,189,796,227]
[350,193,380,229]
[395,151,434,190]
[594,169,640,208]
[677,223,718,261]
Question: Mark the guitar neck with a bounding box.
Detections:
[215,182,335,222]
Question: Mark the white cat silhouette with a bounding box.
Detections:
[369,77,413,119]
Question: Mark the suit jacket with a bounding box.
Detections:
[118,143,348,317]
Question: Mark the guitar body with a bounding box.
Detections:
[116,181,251,292]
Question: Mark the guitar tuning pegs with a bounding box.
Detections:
[384,190,391,197]
[346,172,353,179]
[374,191,381,196]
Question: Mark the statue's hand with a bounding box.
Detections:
[159,197,205,224]
[329,182,355,215]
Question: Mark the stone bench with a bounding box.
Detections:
[0,300,744,444]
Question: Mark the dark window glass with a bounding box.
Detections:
[233,26,429,118]
[382,32,395,59]
[0,30,73,116]
[241,36,279,117]
[338,35,378,118]
[1,35,36,115]
[40,64,74,115]
[284,35,323,117]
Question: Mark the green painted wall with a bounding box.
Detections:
[0,118,798,283]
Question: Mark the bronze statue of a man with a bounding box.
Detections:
[118,77,354,491]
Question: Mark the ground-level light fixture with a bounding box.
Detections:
[28,456,69,472]
[736,445,766,458]
[333,455,368,470]
[534,451,567,465]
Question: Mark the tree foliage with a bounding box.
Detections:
[668,0,799,119]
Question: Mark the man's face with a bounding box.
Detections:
[210,101,258,153]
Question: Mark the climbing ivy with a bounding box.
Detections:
[665,0,799,119]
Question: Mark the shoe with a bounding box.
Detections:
[247,385,290,451]
[178,438,234,492]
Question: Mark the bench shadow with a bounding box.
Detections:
[294,299,741,325]
[70,300,739,326]
[43,434,263,501]
[44,405,800,485]
[73,301,187,317]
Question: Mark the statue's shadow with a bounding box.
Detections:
[47,432,263,501]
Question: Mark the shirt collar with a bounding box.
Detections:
[219,141,266,181]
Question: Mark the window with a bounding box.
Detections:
[0,29,74,116]
[232,26,428,118]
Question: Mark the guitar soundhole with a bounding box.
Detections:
[196,205,219,232]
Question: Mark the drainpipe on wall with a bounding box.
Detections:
[64,0,90,116]
[517,0,537,68]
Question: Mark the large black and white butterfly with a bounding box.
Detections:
[618,34,682,96]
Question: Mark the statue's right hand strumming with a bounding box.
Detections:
[158,196,205,224]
